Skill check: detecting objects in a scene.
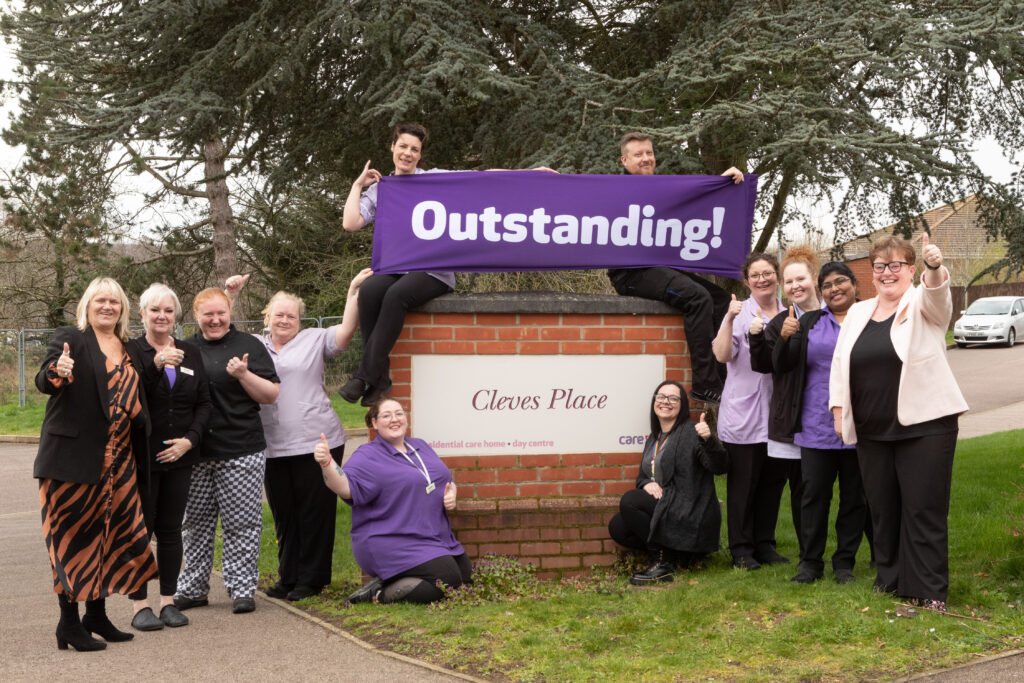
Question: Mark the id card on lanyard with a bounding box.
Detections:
[399,442,435,495]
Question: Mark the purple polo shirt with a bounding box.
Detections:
[257,327,346,458]
[717,296,780,444]
[794,307,852,450]
[359,167,456,290]
[343,436,463,580]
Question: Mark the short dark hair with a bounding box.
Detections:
[649,380,689,436]
[818,261,857,291]
[365,397,403,430]
[742,251,779,280]
[620,132,652,156]
[392,122,428,147]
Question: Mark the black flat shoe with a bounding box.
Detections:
[81,613,133,642]
[159,605,189,627]
[232,597,255,614]
[360,380,393,407]
[173,594,209,611]
[732,555,762,571]
[834,568,856,584]
[754,550,791,565]
[345,577,383,605]
[690,388,722,406]
[790,568,823,583]
[130,607,164,632]
[338,377,367,403]
[286,584,324,601]
[263,581,291,599]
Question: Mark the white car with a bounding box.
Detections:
[953,296,1024,347]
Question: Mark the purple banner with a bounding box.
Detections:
[371,171,758,278]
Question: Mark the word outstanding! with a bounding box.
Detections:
[412,202,725,261]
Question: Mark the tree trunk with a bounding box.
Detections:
[753,164,797,255]
[203,137,238,294]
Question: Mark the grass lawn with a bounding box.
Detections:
[252,429,1024,682]
[0,393,368,434]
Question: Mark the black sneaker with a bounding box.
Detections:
[172,594,209,611]
[345,577,383,605]
[338,377,367,403]
[286,585,324,601]
[232,597,255,614]
[629,561,676,585]
[690,388,722,406]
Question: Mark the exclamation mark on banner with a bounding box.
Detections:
[710,207,724,248]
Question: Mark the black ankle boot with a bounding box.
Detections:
[629,550,676,585]
[82,598,133,642]
[56,594,106,652]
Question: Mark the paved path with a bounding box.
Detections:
[0,440,469,683]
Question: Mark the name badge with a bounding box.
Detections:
[425,482,436,495]
[180,367,195,376]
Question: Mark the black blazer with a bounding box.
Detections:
[135,335,211,471]
[33,326,151,488]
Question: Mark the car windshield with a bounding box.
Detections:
[965,300,1012,315]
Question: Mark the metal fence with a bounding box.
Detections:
[0,318,361,408]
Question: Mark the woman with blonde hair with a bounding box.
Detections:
[225,268,372,601]
[34,276,156,650]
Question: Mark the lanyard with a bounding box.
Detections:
[651,434,668,477]
[398,442,435,494]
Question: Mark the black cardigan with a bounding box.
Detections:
[135,335,212,471]
[637,421,729,555]
[749,308,824,441]
[34,326,151,488]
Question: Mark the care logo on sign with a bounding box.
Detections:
[413,354,664,456]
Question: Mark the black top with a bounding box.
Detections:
[135,336,212,471]
[33,326,151,487]
[849,315,957,440]
[187,326,280,460]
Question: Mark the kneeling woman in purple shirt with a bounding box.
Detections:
[314,398,468,604]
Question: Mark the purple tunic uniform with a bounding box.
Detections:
[717,296,780,444]
[342,436,463,580]
[794,307,852,450]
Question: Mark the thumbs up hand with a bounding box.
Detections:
[226,352,249,379]
[158,338,184,369]
[56,342,74,379]
[694,412,711,440]
[224,273,251,297]
[726,293,743,320]
[314,433,332,469]
[922,232,942,270]
[780,305,799,340]
[749,308,765,335]
[443,481,457,511]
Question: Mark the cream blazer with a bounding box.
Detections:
[829,269,968,445]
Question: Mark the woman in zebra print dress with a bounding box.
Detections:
[35,277,157,652]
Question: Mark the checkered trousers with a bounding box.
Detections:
[177,451,266,600]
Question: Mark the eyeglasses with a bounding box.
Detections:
[747,271,776,281]
[653,394,681,404]
[872,261,910,274]
[820,276,851,292]
[377,411,405,421]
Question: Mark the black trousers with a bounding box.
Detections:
[725,442,790,559]
[799,447,866,573]
[757,456,805,559]
[380,553,473,604]
[130,465,193,599]
[608,487,658,551]
[355,273,451,389]
[264,445,344,590]
[856,431,957,602]
[610,267,729,393]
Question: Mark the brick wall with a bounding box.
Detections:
[386,294,694,578]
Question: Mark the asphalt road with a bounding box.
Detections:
[946,343,1024,414]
